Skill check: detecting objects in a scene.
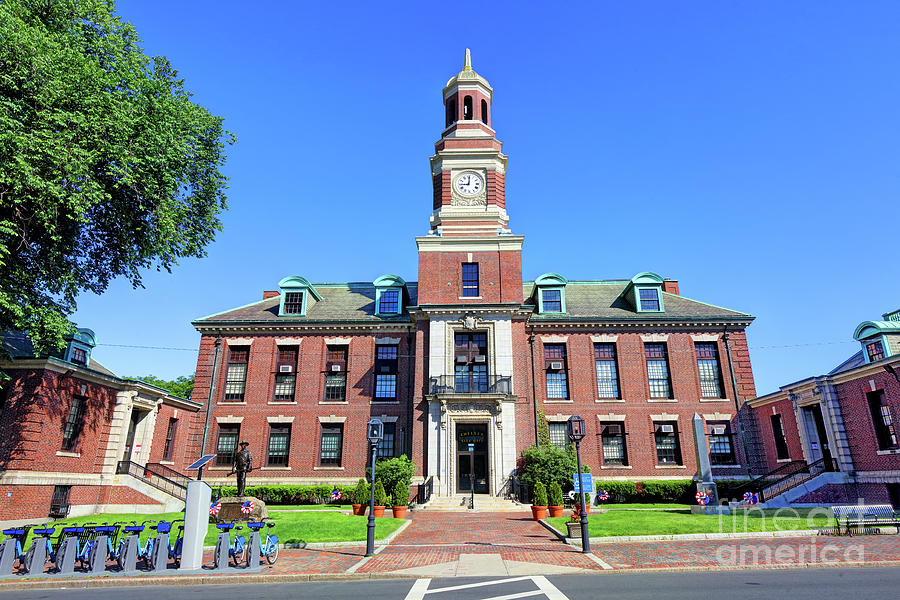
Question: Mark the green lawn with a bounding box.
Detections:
[4,511,405,547]
[546,508,832,537]
[597,503,691,510]
[268,504,351,511]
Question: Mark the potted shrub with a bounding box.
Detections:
[372,480,388,517]
[531,481,548,520]
[548,481,564,517]
[352,479,368,516]
[392,481,409,518]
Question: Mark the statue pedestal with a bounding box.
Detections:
[216,496,269,522]
[691,504,731,515]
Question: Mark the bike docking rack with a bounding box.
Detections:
[209,520,262,572]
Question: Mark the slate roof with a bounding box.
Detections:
[195,280,752,325]
[0,332,117,377]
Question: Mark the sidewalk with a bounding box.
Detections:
[3,510,900,588]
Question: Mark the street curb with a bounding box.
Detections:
[536,521,823,545]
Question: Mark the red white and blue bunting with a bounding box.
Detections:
[240,500,254,514]
[598,490,610,501]
[695,491,710,505]
[209,501,222,516]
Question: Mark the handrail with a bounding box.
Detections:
[428,375,512,395]
[758,456,836,502]
[732,459,808,498]
[145,462,192,487]
[116,460,187,501]
[415,476,433,505]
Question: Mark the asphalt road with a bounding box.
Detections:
[1,567,898,600]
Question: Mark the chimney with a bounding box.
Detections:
[263,290,280,300]
[662,279,680,296]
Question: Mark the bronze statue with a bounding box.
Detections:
[230,440,253,497]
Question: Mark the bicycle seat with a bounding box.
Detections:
[246,522,265,530]
[155,522,172,534]
[2,528,25,536]
[123,525,144,533]
[215,523,235,531]
[33,528,55,536]
[94,526,117,534]
[62,527,85,534]
[266,522,275,528]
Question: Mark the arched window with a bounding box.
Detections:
[463,96,473,120]
[481,99,488,124]
[446,99,457,127]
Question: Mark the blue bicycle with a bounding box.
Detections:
[214,522,247,567]
[21,526,59,573]
[86,522,129,572]
[148,520,184,568]
[0,525,33,571]
[247,520,278,564]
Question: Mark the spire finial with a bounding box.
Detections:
[463,48,472,71]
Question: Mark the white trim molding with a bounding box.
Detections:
[267,415,295,423]
[276,338,304,346]
[226,338,253,346]
[324,337,352,345]
[650,412,679,421]
[691,334,720,342]
[641,334,669,342]
[318,415,347,423]
[540,335,568,343]
[597,413,626,422]
[590,334,619,343]
[216,415,244,424]
[702,412,733,421]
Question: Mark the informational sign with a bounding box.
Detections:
[572,473,593,493]
[133,444,142,457]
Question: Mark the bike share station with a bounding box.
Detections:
[0,454,277,579]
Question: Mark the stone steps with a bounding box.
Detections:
[420,495,527,512]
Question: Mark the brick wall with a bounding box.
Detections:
[751,396,807,471]
[0,485,161,520]
[416,250,523,305]
[836,369,900,473]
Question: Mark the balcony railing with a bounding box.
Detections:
[428,375,512,395]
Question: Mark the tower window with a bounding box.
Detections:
[446,99,457,127]
[463,95,473,120]
[481,99,488,124]
[462,263,479,297]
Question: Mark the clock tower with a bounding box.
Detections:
[416,49,524,305]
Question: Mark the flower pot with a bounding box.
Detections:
[392,505,408,519]
[352,504,365,516]
[565,521,582,539]
[531,505,548,520]
[548,505,564,518]
[372,505,385,517]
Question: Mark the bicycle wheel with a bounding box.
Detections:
[213,542,222,567]
[22,544,35,574]
[232,543,246,567]
[115,539,126,570]
[265,544,278,565]
[150,539,163,569]
[88,543,101,571]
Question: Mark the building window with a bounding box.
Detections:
[455,332,488,392]
[601,422,627,466]
[374,345,398,401]
[273,374,296,402]
[324,346,347,401]
[645,343,672,399]
[223,347,249,402]
[379,290,399,314]
[654,421,682,465]
[377,422,396,458]
[548,421,568,449]
[638,288,660,311]
[868,390,898,450]
[71,347,87,365]
[282,292,304,314]
[544,344,569,399]
[771,414,790,460]
[50,485,71,517]
[463,95,473,120]
[594,343,620,399]
[215,424,240,466]
[266,424,291,466]
[320,424,343,466]
[481,99,488,124]
[163,418,178,461]
[461,263,479,297]
[695,343,724,398]
[867,340,886,362]
[541,289,562,313]
[61,395,86,451]
[707,421,735,465]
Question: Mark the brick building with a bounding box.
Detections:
[747,308,900,506]
[183,51,760,498]
[0,329,201,518]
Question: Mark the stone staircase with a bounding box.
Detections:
[419,495,527,512]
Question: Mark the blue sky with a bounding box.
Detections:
[73,1,899,395]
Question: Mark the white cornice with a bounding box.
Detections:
[415,236,524,253]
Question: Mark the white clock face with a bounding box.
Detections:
[455,172,483,196]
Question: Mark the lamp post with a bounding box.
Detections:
[567,414,590,554]
[365,418,383,557]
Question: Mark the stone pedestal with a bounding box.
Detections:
[216,496,269,522]
[691,505,731,515]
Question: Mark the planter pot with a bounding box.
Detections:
[531,505,548,520]
[392,506,408,519]
[548,505,564,518]
[372,505,386,518]
[352,504,365,516]
[565,521,582,539]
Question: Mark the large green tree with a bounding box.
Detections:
[126,374,194,400]
[0,0,234,351]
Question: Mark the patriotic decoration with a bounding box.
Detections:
[743,492,760,505]
[696,491,710,505]
[331,489,342,501]
[598,490,610,501]
[209,501,222,516]
[240,500,254,514]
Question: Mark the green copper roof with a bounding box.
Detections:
[854,320,900,341]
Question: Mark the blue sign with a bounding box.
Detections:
[572,473,593,493]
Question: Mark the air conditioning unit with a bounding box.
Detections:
[456,355,467,363]
[474,356,486,363]
[331,364,342,372]
[279,365,292,373]
[711,426,726,435]
[550,361,563,370]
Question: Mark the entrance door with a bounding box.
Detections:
[802,404,833,469]
[123,409,143,462]
[456,423,489,494]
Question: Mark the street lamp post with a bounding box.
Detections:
[365,418,383,557]
[567,414,590,554]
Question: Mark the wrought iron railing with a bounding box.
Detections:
[428,375,512,395]
[732,457,836,503]
[510,476,531,504]
[116,460,188,501]
[415,476,433,505]
[145,462,192,489]
[732,459,807,499]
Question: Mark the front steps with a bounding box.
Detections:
[419,495,526,512]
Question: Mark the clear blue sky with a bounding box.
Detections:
[73,1,899,395]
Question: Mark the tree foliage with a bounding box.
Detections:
[127,374,194,399]
[0,0,234,351]
[519,444,590,490]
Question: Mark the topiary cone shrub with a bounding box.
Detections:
[352,478,369,515]
[392,481,409,518]
[548,481,565,517]
[531,481,548,520]
[372,480,387,517]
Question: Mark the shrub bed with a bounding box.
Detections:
[594,479,749,504]
[218,484,356,505]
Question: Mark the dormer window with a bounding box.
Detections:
[64,327,96,366]
[277,275,321,317]
[283,292,304,315]
[379,290,399,314]
[638,288,661,312]
[867,340,886,362]
[534,273,567,315]
[71,347,87,365]
[541,289,562,313]
[373,274,407,316]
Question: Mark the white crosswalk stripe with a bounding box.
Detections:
[403,576,570,600]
